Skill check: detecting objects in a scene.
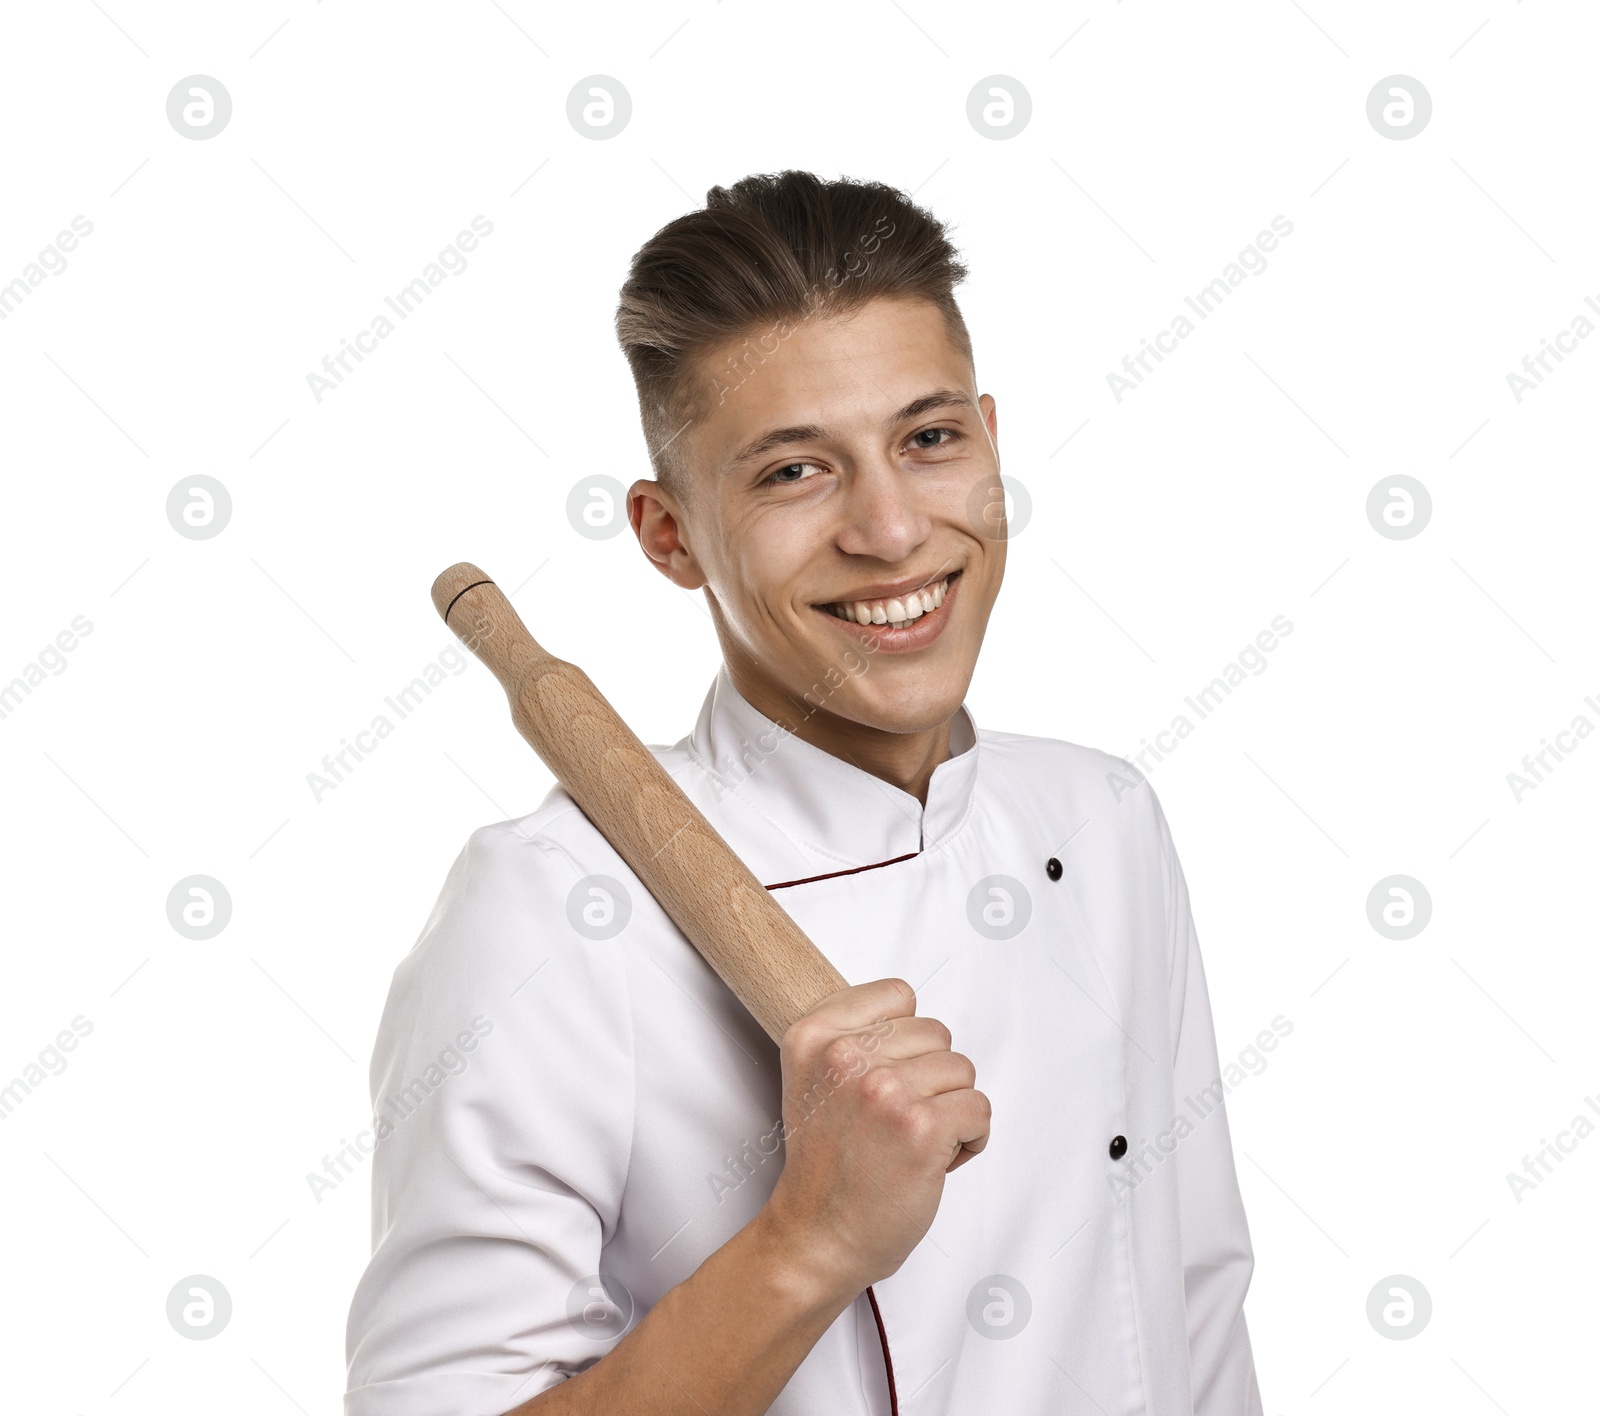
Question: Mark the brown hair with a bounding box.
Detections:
[614,169,973,501]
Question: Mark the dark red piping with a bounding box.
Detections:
[763,853,911,1414]
[765,850,919,892]
[866,1283,901,1415]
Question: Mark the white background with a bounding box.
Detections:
[2,0,1596,1411]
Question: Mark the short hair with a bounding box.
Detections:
[614,169,973,502]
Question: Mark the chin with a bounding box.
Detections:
[832,672,970,736]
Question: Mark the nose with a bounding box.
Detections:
[833,456,933,564]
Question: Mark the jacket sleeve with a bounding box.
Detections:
[1154,791,1265,1416]
[344,821,636,1416]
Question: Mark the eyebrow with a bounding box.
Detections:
[724,388,976,472]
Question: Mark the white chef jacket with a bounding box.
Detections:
[345,664,1264,1416]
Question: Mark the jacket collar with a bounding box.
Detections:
[685,662,979,870]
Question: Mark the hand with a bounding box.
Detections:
[762,977,991,1296]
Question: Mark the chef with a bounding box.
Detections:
[345,170,1264,1415]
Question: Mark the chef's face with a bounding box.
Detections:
[629,295,1005,736]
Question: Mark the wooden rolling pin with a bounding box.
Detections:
[431,561,849,1042]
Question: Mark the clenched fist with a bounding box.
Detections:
[761,977,991,1296]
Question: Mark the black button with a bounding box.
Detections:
[1046,857,1062,880]
[1109,1135,1128,1160]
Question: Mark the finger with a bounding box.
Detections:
[921,1089,991,1170]
[791,977,916,1040]
[880,1049,977,1099]
[946,1141,984,1173]
[843,1014,952,1062]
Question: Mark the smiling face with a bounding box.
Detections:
[629,295,1006,764]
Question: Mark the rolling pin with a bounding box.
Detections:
[431,561,849,1042]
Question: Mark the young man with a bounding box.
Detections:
[345,171,1264,1415]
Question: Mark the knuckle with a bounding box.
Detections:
[820,1034,865,1076]
[859,1065,904,1109]
[781,1015,821,1057]
[855,1021,888,1054]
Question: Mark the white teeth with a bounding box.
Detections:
[823,574,954,628]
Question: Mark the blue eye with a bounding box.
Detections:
[765,462,818,486]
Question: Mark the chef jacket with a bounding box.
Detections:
[345,663,1264,1415]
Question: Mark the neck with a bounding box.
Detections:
[725,661,955,807]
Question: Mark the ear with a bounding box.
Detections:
[979,392,998,461]
[629,479,708,590]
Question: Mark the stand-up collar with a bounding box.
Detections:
[684,662,979,870]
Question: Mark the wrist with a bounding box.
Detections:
[750,1201,862,1319]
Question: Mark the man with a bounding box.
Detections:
[345,170,1264,1415]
